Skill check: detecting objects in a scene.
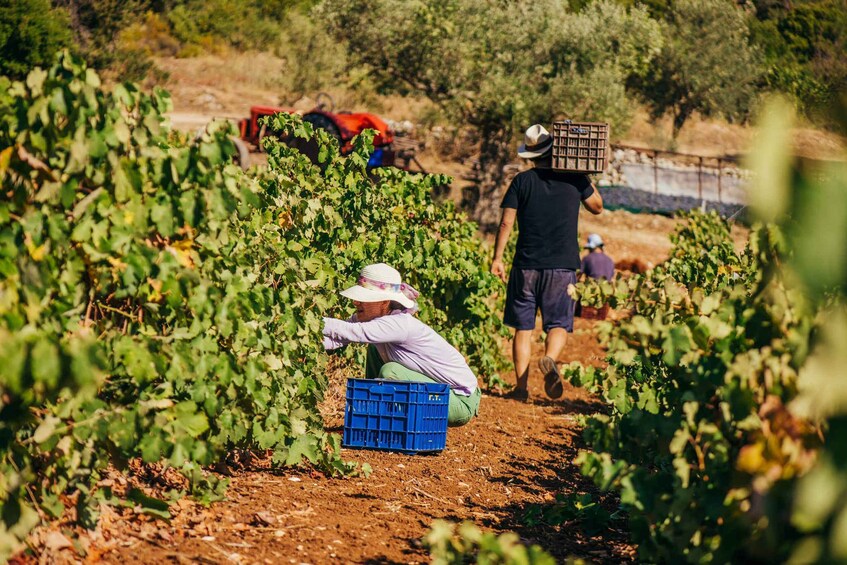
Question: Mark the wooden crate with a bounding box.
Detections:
[551,121,610,173]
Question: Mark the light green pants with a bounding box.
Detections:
[366,345,481,427]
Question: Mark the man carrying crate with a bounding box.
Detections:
[491,124,604,401]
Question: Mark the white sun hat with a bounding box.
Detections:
[339,263,419,310]
[585,233,604,249]
[517,124,553,159]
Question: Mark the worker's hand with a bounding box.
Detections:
[491,259,507,283]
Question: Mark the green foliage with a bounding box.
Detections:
[746,97,847,564]
[319,0,662,211]
[661,211,747,292]
[0,0,72,79]
[261,112,510,385]
[321,0,661,130]
[566,97,847,562]
[425,520,555,565]
[43,1,312,80]
[0,52,507,558]
[748,0,847,120]
[0,52,361,558]
[523,493,618,537]
[54,0,159,82]
[631,0,763,136]
[166,0,283,51]
[275,11,348,98]
[570,211,818,562]
[546,1,663,133]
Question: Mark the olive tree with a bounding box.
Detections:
[631,0,763,138]
[0,0,72,78]
[318,0,662,228]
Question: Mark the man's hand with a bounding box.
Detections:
[491,259,507,282]
[492,208,516,283]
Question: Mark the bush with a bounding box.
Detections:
[0,51,508,558]
[0,0,72,78]
[748,0,847,120]
[275,10,348,99]
[568,98,847,561]
[166,0,283,51]
[425,520,555,565]
[0,52,359,558]
[569,211,817,562]
[261,112,510,386]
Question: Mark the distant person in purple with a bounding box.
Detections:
[491,124,603,402]
[580,234,615,281]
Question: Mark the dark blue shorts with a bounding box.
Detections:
[504,268,576,332]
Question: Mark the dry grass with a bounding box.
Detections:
[156,53,287,116]
[621,107,845,160]
[157,51,844,163]
[318,356,358,429]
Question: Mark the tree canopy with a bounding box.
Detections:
[0,0,72,79]
[320,0,663,225]
[630,0,763,137]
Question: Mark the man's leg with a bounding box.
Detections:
[538,269,577,399]
[544,327,568,361]
[513,329,533,392]
[503,268,538,400]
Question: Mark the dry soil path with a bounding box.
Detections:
[95,316,633,565]
[88,211,707,564]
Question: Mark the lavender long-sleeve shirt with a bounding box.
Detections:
[322,311,478,396]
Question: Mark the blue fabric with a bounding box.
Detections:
[504,268,577,332]
[367,148,385,167]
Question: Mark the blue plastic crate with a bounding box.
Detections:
[342,378,450,453]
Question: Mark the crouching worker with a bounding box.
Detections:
[321,263,481,426]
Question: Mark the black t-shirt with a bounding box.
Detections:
[501,168,594,270]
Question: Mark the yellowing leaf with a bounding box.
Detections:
[29,244,46,261]
[0,145,13,177]
[737,442,767,474]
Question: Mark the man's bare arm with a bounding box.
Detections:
[582,185,603,215]
[491,207,517,282]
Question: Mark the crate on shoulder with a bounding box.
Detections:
[551,120,610,174]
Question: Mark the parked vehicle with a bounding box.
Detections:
[237,96,420,171]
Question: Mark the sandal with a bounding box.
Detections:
[540,356,564,399]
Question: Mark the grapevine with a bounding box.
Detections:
[0,52,508,557]
[568,158,845,562]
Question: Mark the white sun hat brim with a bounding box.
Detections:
[340,284,417,309]
[517,137,553,159]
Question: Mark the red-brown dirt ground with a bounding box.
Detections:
[90,316,633,565]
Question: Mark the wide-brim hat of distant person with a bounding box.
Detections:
[340,263,419,310]
[517,124,553,159]
[585,233,604,249]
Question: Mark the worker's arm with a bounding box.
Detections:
[491,207,517,283]
[582,184,603,215]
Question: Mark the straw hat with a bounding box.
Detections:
[340,263,419,310]
[517,124,553,159]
